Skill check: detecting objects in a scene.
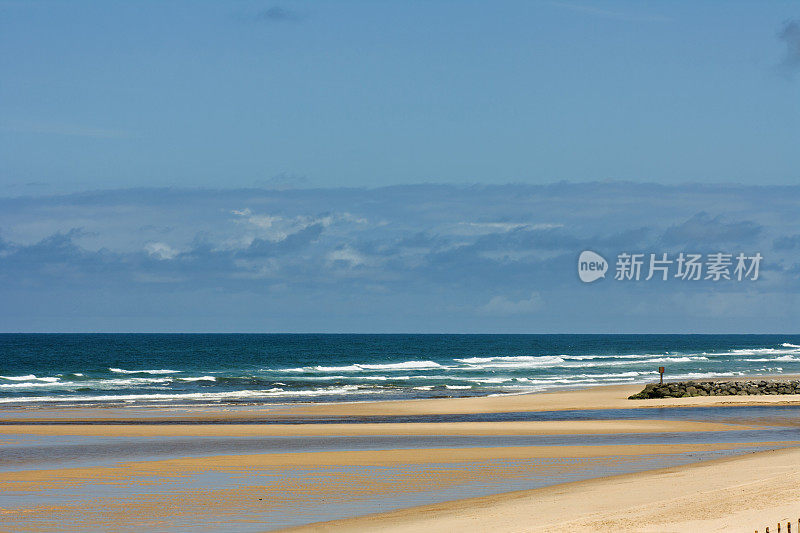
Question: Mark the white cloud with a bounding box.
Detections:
[1,184,797,332]
[327,247,367,267]
[144,242,179,260]
[230,210,367,248]
[448,222,563,236]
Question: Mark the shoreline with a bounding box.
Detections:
[283,446,800,533]
[5,377,800,423]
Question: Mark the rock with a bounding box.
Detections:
[628,379,800,400]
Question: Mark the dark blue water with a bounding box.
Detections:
[1,334,798,407]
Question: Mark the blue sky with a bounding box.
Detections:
[0,184,798,332]
[0,2,798,332]
[1,1,799,193]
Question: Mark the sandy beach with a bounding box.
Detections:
[287,446,800,533]
[2,382,800,532]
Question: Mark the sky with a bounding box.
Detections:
[0,2,798,332]
[0,183,798,332]
[1,1,799,194]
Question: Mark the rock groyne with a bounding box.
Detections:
[628,379,800,399]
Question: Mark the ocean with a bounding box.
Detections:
[1,334,799,408]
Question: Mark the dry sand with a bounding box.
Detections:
[281,381,800,418]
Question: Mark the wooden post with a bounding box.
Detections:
[659,366,665,385]
[788,522,791,533]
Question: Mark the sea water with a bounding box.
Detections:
[1,334,798,407]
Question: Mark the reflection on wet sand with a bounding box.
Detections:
[3,395,800,531]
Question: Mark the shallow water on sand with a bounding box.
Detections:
[2,404,800,531]
[0,446,779,532]
[2,427,800,472]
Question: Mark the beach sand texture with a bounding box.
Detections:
[2,382,800,532]
[287,446,800,533]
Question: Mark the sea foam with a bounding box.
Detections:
[109,368,181,374]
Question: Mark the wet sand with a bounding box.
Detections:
[0,419,753,437]
[1,443,791,531]
[287,446,800,533]
[3,381,800,531]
